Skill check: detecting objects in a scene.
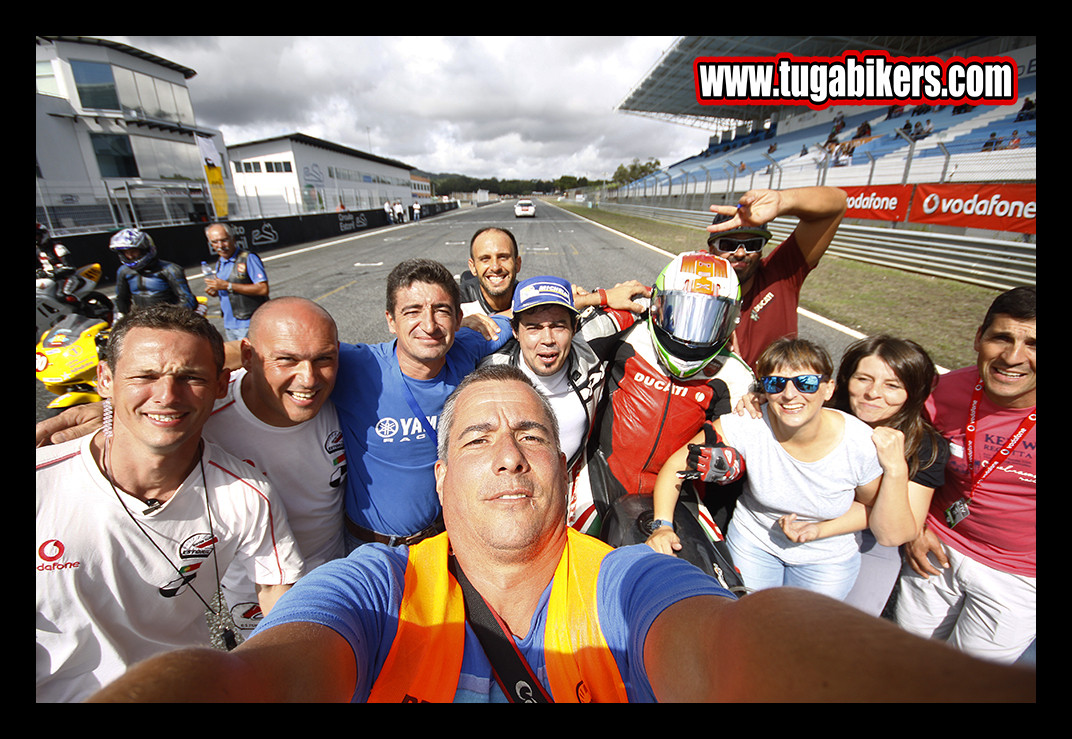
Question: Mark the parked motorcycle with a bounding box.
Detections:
[36,313,110,410]
[36,262,114,341]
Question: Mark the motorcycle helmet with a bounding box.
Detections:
[109,228,156,271]
[648,251,741,379]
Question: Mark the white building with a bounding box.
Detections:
[228,133,425,216]
[35,36,235,233]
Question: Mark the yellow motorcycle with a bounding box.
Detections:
[35,313,110,410]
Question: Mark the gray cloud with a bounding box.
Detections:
[103,36,699,179]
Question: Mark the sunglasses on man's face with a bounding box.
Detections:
[760,374,828,394]
[707,235,767,253]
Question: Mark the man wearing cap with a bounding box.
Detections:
[705,187,847,367]
[480,275,638,534]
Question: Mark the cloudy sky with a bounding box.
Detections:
[98,36,707,181]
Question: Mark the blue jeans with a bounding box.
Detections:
[727,524,861,600]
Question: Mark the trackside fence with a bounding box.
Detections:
[592,202,1034,292]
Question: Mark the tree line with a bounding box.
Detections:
[426,158,661,197]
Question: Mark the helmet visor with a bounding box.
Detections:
[651,290,740,348]
[116,247,146,266]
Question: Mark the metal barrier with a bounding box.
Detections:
[593,202,1035,291]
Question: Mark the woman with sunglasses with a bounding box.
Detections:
[647,338,916,600]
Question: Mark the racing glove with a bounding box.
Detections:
[676,423,746,485]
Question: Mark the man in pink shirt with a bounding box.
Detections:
[894,286,1035,664]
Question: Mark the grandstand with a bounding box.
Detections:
[612,37,1036,216]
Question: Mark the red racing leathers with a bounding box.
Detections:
[585,322,755,512]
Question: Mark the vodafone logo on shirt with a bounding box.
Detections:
[37,538,80,571]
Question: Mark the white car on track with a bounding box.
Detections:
[514,199,536,218]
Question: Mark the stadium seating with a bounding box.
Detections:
[630,77,1035,196]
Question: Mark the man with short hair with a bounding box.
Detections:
[461,226,650,317]
[86,364,1034,703]
[36,305,303,702]
[203,223,269,341]
[894,286,1036,663]
[333,258,511,550]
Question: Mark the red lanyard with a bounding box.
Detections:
[964,379,1035,501]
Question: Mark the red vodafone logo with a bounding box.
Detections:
[39,539,64,562]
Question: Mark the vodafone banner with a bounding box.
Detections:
[909,183,1036,234]
[842,185,913,222]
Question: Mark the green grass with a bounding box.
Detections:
[552,199,1000,370]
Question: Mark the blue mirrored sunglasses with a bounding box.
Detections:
[760,374,828,394]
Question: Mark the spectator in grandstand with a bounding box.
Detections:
[893,286,1035,664]
[646,338,916,601]
[981,133,1003,152]
[1005,130,1022,149]
[85,364,1035,704]
[704,186,847,368]
[1015,96,1035,121]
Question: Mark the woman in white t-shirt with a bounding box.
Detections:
[647,338,916,600]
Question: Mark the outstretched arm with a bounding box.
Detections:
[645,588,1034,702]
[87,621,357,703]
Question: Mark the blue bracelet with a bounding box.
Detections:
[652,519,674,530]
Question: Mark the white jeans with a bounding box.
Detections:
[894,544,1036,664]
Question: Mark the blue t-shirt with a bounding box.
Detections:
[332,319,511,537]
[254,541,735,702]
[215,251,268,329]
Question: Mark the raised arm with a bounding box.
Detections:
[708,186,847,268]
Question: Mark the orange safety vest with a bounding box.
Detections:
[368,529,630,703]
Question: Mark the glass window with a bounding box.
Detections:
[173,85,195,125]
[71,60,120,110]
[90,133,138,177]
[36,61,60,96]
[135,72,162,119]
[112,66,142,116]
[155,78,179,123]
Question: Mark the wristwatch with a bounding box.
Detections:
[652,519,674,530]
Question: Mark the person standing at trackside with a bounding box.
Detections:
[893,286,1036,664]
[36,305,303,703]
[109,228,198,316]
[202,223,269,341]
[705,186,847,368]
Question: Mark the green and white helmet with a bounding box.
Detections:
[648,251,742,379]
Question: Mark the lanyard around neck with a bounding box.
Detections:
[964,378,1035,501]
[396,361,438,449]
